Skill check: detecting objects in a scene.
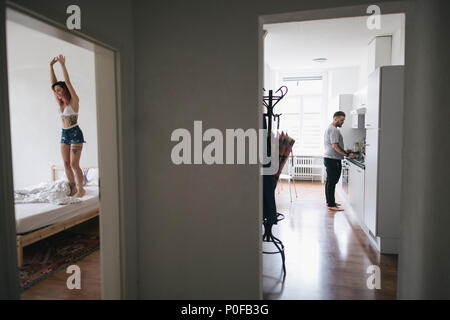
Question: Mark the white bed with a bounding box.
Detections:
[15,185,99,234]
[15,165,100,268]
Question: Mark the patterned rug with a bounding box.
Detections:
[19,218,99,291]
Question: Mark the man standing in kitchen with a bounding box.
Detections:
[323,111,355,211]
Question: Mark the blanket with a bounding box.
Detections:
[14,179,81,205]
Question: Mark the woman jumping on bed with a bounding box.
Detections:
[50,54,86,198]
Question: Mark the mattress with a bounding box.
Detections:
[15,185,99,234]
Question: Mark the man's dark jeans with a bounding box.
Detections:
[324,157,342,207]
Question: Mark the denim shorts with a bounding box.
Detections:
[61,125,86,145]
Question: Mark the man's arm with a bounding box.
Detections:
[332,143,348,156]
[332,143,355,158]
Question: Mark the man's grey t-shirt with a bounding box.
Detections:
[324,124,344,160]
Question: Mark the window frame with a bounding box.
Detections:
[275,71,328,157]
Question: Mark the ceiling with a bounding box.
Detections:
[264,14,404,70]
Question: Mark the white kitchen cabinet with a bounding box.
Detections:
[360,86,368,107]
[339,94,353,111]
[352,86,368,109]
[363,66,404,254]
[348,162,365,223]
[352,91,360,110]
[351,113,359,128]
[364,129,379,236]
[350,86,367,129]
[351,111,365,129]
[365,68,381,129]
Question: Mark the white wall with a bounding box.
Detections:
[7,20,97,189]
[264,63,277,90]
[326,67,365,149]
[327,66,359,115]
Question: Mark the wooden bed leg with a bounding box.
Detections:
[17,238,23,269]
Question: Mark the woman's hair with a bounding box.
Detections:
[51,81,71,106]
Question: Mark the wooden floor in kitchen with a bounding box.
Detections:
[263,180,398,300]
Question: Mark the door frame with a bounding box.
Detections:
[258,0,411,299]
[0,2,126,299]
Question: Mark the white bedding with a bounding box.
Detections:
[14,179,81,205]
[15,185,99,234]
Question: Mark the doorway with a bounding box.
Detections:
[260,4,407,300]
[1,6,123,299]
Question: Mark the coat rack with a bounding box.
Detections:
[262,86,288,280]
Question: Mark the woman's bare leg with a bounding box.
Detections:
[70,143,85,197]
[61,143,76,195]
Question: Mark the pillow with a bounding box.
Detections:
[86,168,99,186]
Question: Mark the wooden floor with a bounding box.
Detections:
[263,181,398,300]
[21,181,397,300]
[20,218,101,300]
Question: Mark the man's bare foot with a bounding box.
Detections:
[68,182,77,196]
[75,187,86,198]
[326,203,342,207]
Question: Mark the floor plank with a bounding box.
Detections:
[263,181,398,300]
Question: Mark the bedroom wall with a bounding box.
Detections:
[7,20,97,190]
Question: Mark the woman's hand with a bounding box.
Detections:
[57,54,66,65]
[50,57,58,66]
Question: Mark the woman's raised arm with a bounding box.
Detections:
[57,54,79,103]
[50,57,57,85]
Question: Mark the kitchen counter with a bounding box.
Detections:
[345,157,365,170]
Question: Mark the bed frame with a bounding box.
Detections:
[16,165,100,268]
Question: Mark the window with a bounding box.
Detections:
[276,75,325,156]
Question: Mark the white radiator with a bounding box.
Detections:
[292,156,324,182]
